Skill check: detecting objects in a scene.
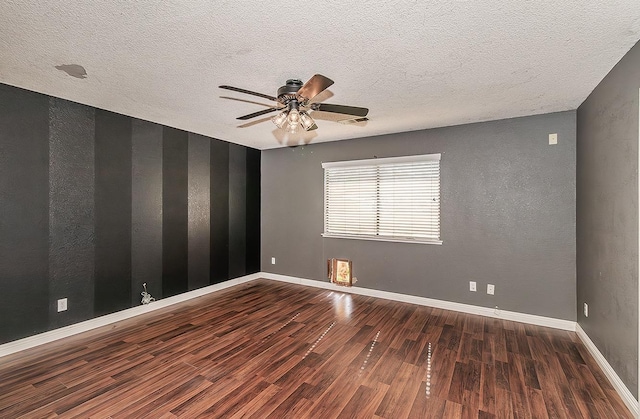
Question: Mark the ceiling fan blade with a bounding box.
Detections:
[236,107,281,120]
[338,117,369,124]
[220,96,275,107]
[296,74,334,102]
[311,103,369,117]
[219,85,277,102]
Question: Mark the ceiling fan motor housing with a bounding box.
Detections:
[277,79,303,102]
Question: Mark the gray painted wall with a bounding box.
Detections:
[262,111,577,321]
[577,41,639,397]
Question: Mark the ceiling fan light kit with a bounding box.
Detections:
[299,111,315,131]
[220,74,369,134]
[272,110,288,129]
[272,103,316,133]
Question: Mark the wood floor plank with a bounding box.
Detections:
[429,347,458,400]
[118,375,213,418]
[480,362,496,414]
[0,279,633,418]
[533,359,569,419]
[374,362,423,418]
[495,388,515,419]
[228,384,281,419]
[443,399,464,418]
[338,385,375,418]
[63,363,195,417]
[526,387,549,419]
[307,358,368,417]
[447,361,467,404]
[408,394,447,418]
[339,382,389,418]
[197,379,272,418]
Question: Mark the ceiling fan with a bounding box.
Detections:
[219,74,369,133]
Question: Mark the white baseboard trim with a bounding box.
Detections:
[260,272,576,331]
[0,273,262,359]
[575,324,639,416]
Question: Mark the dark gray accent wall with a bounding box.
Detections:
[0,83,260,344]
[262,111,577,320]
[94,110,132,316]
[246,148,261,274]
[162,127,189,298]
[577,41,639,397]
[210,140,230,283]
[0,84,49,343]
[49,98,95,328]
[188,133,211,290]
[132,119,163,305]
[229,144,247,278]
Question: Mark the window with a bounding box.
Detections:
[322,154,441,244]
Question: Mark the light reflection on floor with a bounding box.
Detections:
[332,293,353,322]
[261,312,300,343]
[359,330,381,375]
[426,342,432,398]
[303,321,336,359]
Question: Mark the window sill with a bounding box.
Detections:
[321,233,442,245]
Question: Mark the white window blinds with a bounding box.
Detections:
[323,154,441,244]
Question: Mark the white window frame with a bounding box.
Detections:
[322,153,442,245]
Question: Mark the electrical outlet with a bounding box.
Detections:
[549,133,558,145]
[583,302,589,317]
[271,257,276,265]
[469,281,476,292]
[57,298,68,312]
[487,284,495,295]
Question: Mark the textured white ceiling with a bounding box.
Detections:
[0,1,639,149]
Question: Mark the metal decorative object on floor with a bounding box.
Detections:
[141,283,155,305]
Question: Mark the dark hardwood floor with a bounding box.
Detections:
[0,279,633,418]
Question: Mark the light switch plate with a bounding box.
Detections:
[549,133,558,145]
